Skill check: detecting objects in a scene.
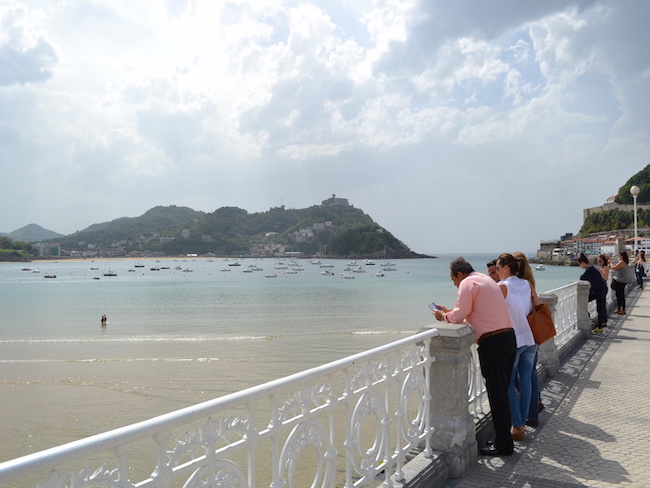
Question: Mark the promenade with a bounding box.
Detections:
[442,288,650,488]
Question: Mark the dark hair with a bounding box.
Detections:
[487,259,497,268]
[620,251,629,264]
[577,253,589,264]
[513,251,536,289]
[497,253,521,277]
[598,254,609,266]
[450,257,474,276]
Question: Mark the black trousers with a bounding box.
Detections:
[596,295,607,326]
[613,280,626,311]
[478,330,517,454]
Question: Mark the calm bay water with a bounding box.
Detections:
[0,254,579,462]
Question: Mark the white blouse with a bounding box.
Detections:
[500,275,536,347]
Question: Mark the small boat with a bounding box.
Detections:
[104,261,117,276]
[365,259,376,266]
[90,267,99,270]
[321,270,335,275]
[228,262,241,267]
[182,269,193,272]
[243,269,253,273]
[341,272,355,279]
[21,268,31,271]
[264,274,277,278]
[44,273,57,278]
[92,277,100,280]
[128,269,136,272]
[220,268,231,272]
[375,271,385,277]
[536,265,545,271]
[150,267,160,271]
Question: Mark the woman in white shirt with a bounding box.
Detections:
[497,253,538,441]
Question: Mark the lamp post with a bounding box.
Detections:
[631,185,640,253]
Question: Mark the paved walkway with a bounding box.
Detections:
[443,288,650,488]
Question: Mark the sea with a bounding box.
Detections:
[0,254,580,463]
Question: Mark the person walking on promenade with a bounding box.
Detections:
[496,253,537,442]
[609,251,631,315]
[577,253,608,332]
[432,257,516,456]
[597,254,609,283]
[634,250,646,290]
[512,252,544,427]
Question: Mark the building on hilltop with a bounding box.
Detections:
[321,194,350,207]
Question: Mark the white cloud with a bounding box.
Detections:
[1,0,649,255]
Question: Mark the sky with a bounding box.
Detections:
[1,1,649,255]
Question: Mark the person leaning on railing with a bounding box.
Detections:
[496,253,538,443]
[577,253,608,333]
[432,256,516,457]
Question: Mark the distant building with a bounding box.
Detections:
[181,229,190,239]
[35,242,61,257]
[322,194,350,207]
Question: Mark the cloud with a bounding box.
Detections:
[0,0,649,255]
[0,2,58,85]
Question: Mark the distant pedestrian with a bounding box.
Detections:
[609,251,631,315]
[432,257,516,456]
[597,254,609,283]
[634,250,646,290]
[577,253,608,332]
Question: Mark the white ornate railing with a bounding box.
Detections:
[467,345,485,417]
[0,328,439,488]
[546,283,579,348]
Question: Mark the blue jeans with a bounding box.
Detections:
[508,344,538,428]
[527,350,541,422]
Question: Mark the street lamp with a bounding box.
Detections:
[631,185,640,253]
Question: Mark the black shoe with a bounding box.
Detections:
[525,419,539,427]
[479,445,513,456]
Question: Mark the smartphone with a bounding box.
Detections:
[428,302,440,311]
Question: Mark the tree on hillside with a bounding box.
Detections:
[616,164,650,204]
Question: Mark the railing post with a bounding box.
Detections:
[576,281,592,338]
[424,323,477,478]
[537,293,560,379]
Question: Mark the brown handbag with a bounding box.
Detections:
[527,302,557,345]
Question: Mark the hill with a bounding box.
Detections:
[0,224,63,242]
[49,203,426,258]
[580,163,650,235]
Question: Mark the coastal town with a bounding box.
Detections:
[537,191,649,264]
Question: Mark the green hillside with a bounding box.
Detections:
[580,163,650,235]
[51,204,425,258]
